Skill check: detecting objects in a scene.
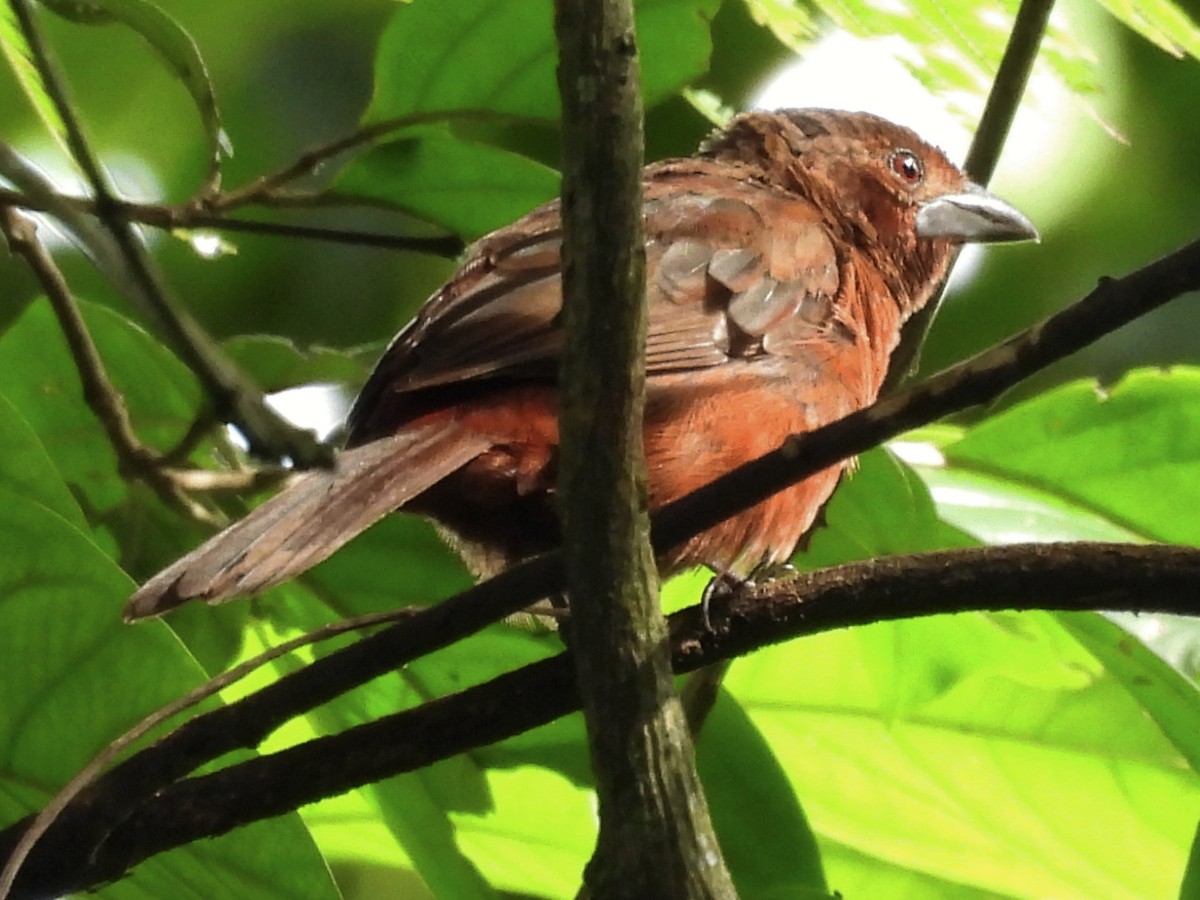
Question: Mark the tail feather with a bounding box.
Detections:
[124,423,490,620]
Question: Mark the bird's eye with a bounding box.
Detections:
[888,149,923,186]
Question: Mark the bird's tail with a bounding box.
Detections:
[124,422,490,620]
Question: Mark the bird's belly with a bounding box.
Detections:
[644,369,860,574]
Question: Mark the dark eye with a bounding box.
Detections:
[888,149,923,186]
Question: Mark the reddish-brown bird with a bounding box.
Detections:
[125,109,1036,620]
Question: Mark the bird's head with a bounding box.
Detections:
[700,108,1037,308]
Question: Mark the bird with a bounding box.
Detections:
[124,108,1037,621]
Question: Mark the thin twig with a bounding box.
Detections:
[203,109,525,212]
[0,185,465,256]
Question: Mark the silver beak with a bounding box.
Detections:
[916,181,1039,244]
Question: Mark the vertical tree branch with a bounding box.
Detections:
[553,0,735,896]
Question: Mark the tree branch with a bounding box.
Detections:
[0,187,465,257]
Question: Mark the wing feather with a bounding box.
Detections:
[347,161,844,444]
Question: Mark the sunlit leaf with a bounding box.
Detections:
[729,613,1198,899]
[945,368,1200,545]
[1059,613,1200,776]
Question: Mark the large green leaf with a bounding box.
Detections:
[728,613,1198,899]
[366,0,720,124]
[912,369,1200,796]
[0,488,336,898]
[724,431,1200,896]
[945,368,1200,545]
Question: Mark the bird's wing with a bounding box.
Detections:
[347,162,842,441]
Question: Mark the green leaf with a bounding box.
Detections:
[819,840,1013,898]
[945,368,1200,544]
[0,298,211,574]
[0,390,85,527]
[0,1,70,153]
[1057,613,1200,777]
[729,427,1199,896]
[0,489,336,898]
[913,462,1146,545]
[801,447,976,569]
[41,0,229,179]
[366,0,720,124]
[727,613,1200,899]
[1094,0,1200,60]
[336,129,561,240]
